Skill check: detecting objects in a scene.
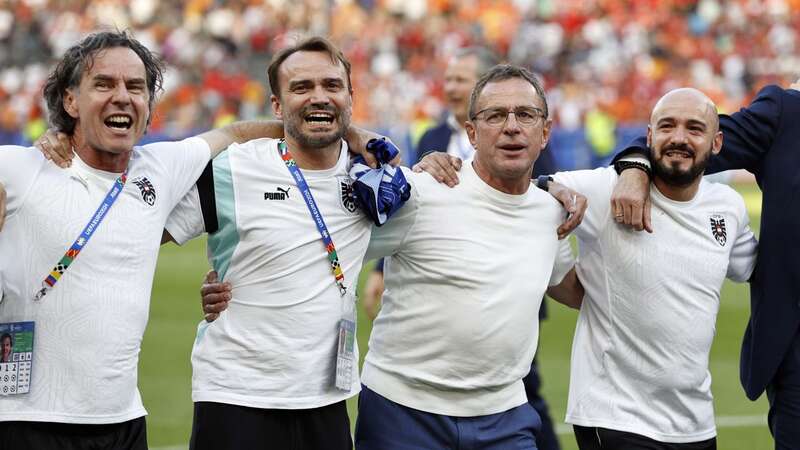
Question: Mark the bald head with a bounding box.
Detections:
[651,88,719,132]
[647,87,724,195]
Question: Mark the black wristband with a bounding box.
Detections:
[614,160,651,179]
[536,175,553,192]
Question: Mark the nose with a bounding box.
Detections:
[502,112,522,134]
[111,83,132,106]
[309,85,331,105]
[671,126,689,145]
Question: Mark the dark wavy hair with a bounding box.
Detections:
[42,30,165,134]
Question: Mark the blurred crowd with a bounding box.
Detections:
[0,0,798,162]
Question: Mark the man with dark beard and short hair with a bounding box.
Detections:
[550,88,758,449]
[163,37,371,450]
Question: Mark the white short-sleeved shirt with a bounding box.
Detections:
[362,163,574,417]
[165,138,372,409]
[0,138,210,424]
[554,167,757,443]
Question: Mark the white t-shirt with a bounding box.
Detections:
[0,138,210,424]
[554,167,757,443]
[363,163,573,417]
[165,138,372,409]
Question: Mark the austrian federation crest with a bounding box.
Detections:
[338,177,358,214]
[709,214,727,246]
[132,176,156,206]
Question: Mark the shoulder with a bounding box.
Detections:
[0,145,44,164]
[230,137,277,151]
[700,180,748,217]
[0,145,47,180]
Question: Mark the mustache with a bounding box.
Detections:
[662,143,695,155]
[302,104,338,116]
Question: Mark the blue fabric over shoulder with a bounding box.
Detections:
[349,138,411,226]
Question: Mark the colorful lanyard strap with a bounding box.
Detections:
[33,170,128,301]
[277,140,347,297]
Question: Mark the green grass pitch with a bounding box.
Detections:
[141,182,772,449]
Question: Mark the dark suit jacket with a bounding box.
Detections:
[415,120,558,177]
[615,85,800,400]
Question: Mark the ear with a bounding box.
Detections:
[540,118,552,150]
[270,94,282,119]
[646,125,653,148]
[711,130,723,155]
[64,88,79,119]
[465,120,477,149]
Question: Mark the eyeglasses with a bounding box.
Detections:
[471,106,546,127]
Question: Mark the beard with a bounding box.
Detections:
[284,104,350,150]
[652,143,712,187]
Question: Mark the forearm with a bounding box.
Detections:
[199,120,285,158]
[546,268,584,309]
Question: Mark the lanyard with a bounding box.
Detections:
[277,140,347,297]
[33,170,128,301]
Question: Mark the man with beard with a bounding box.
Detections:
[547,88,758,449]
[612,79,800,449]
[163,37,371,450]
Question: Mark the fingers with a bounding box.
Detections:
[204,270,218,284]
[362,151,379,169]
[413,152,461,187]
[557,193,587,239]
[36,131,73,168]
[643,197,653,233]
[200,280,231,299]
[0,182,6,232]
[201,270,231,322]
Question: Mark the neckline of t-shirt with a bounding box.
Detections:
[274,139,348,179]
[70,151,127,182]
[651,180,704,207]
[462,161,531,205]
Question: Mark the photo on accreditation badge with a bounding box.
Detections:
[0,321,35,395]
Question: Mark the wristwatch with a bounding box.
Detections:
[536,175,553,191]
[614,160,652,179]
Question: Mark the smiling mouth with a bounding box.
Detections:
[304,111,335,125]
[104,114,132,130]
[664,149,694,159]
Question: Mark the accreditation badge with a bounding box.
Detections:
[334,291,357,391]
[0,321,34,395]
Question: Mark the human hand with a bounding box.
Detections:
[201,270,231,322]
[362,270,384,321]
[412,152,462,187]
[547,181,587,239]
[35,129,73,168]
[611,169,652,232]
[347,126,401,168]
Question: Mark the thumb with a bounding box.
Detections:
[205,270,219,284]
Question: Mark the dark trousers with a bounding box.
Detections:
[355,384,539,450]
[189,400,352,450]
[523,358,561,450]
[573,426,716,450]
[0,417,147,450]
[767,329,800,450]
